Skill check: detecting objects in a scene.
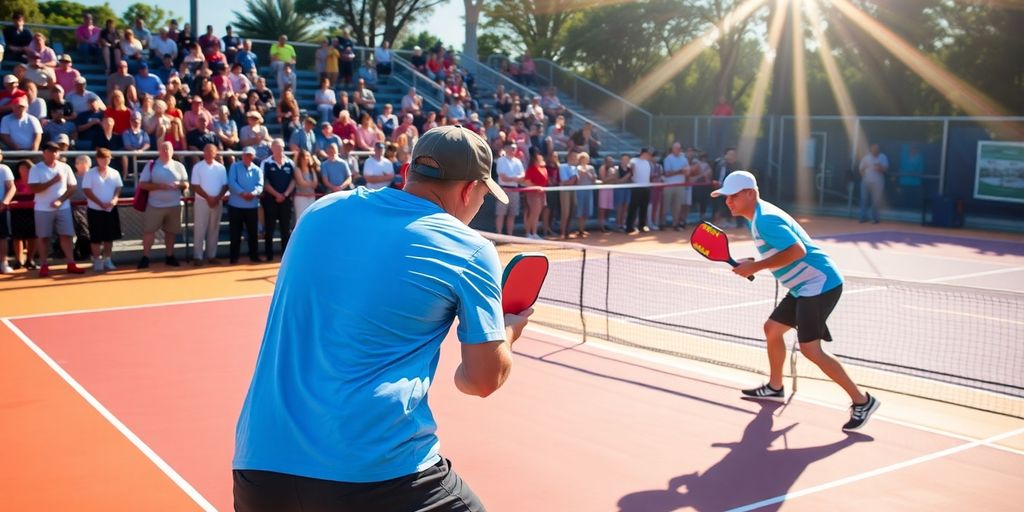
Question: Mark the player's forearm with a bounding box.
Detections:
[756,243,806,272]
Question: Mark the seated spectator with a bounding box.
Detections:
[400,87,422,116]
[52,54,81,95]
[0,76,25,116]
[541,88,567,120]
[410,46,427,73]
[144,98,170,141]
[391,113,418,152]
[24,54,55,90]
[103,89,131,136]
[68,76,106,115]
[269,35,296,78]
[362,142,393,190]
[198,25,220,55]
[547,115,570,151]
[206,44,228,73]
[132,18,150,48]
[212,105,239,150]
[183,95,213,132]
[93,116,121,152]
[239,111,272,160]
[333,90,359,121]
[82,147,123,272]
[355,112,384,151]
[149,29,178,68]
[163,116,186,150]
[519,54,536,86]
[448,100,467,123]
[234,39,258,79]
[253,77,276,111]
[227,63,252,96]
[223,26,242,63]
[245,89,267,118]
[325,39,340,86]
[276,88,300,140]
[426,51,444,83]
[107,60,135,94]
[315,122,343,160]
[75,13,101,62]
[0,32,5,63]
[376,103,397,138]
[119,29,144,72]
[155,53,176,83]
[332,110,358,143]
[289,116,317,154]
[355,78,376,113]
[98,19,122,74]
[5,13,33,63]
[374,41,392,76]
[313,78,336,123]
[1,98,42,150]
[357,59,378,88]
[211,66,232,100]
[29,33,58,68]
[526,96,544,125]
[182,42,205,72]
[187,115,220,152]
[44,106,76,146]
[135,62,165,98]
[319,143,352,192]
[569,121,601,157]
[122,111,149,152]
[277,63,297,94]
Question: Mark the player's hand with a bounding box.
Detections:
[504,308,534,345]
[733,258,758,279]
[51,199,62,208]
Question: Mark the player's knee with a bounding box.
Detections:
[763,320,787,339]
[798,341,824,359]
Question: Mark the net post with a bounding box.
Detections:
[579,248,587,343]
[605,251,611,342]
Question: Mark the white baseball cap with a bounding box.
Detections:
[710,170,758,197]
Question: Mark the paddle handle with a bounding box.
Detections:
[727,258,756,281]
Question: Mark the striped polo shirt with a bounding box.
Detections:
[750,200,843,297]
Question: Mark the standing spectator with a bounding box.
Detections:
[712,147,741,227]
[324,40,340,87]
[198,25,220,55]
[292,149,319,220]
[11,158,40,269]
[1,98,42,151]
[494,142,525,235]
[519,54,536,86]
[74,13,101,62]
[541,151,561,237]
[0,150,13,274]
[81,147,122,272]
[191,144,228,265]
[362,141,394,190]
[289,116,317,155]
[522,152,548,239]
[4,14,32,63]
[276,88,300,140]
[896,143,925,207]
[150,29,179,68]
[277,63,297,95]
[575,153,597,238]
[227,147,263,263]
[98,19,122,74]
[374,40,393,75]
[222,26,242,63]
[558,152,579,239]
[319,143,351,192]
[269,35,296,78]
[137,141,189,269]
[626,148,653,234]
[235,39,258,79]
[339,42,356,88]
[693,150,714,222]
[261,139,295,261]
[649,150,666,230]
[314,78,336,123]
[858,143,888,224]
[29,143,84,276]
[69,153,93,260]
[662,142,691,230]
[357,58,377,88]
[315,39,330,80]
[711,95,734,157]
[597,155,619,232]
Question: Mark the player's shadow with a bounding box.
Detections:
[617,401,873,512]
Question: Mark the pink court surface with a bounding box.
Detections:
[1,217,1023,511]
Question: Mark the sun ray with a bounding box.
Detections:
[790,0,814,206]
[737,0,788,167]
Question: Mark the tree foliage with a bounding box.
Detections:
[121,3,177,32]
[0,0,44,24]
[232,0,320,42]
[399,30,442,52]
[39,0,118,27]
[295,0,445,48]
[482,0,580,60]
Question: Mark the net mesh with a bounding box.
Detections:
[483,232,1024,418]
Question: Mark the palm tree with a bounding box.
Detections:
[232,0,320,42]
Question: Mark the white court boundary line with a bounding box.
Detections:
[1,318,218,512]
[725,426,1024,512]
[525,324,1024,457]
[6,292,273,320]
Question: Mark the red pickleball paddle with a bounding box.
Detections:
[690,221,755,281]
[501,253,549,314]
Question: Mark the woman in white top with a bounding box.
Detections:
[314,78,336,124]
[374,41,392,75]
[81,148,123,272]
[292,149,319,220]
[575,153,597,238]
[120,29,144,68]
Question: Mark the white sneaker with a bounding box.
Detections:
[104,258,117,271]
[0,262,13,274]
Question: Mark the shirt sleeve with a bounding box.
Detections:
[455,244,506,344]
[756,214,799,253]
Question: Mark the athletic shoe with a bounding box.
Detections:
[137,256,150,269]
[1,262,13,274]
[39,265,50,277]
[92,258,105,273]
[741,383,785,402]
[104,258,117,271]
[66,263,85,274]
[165,256,181,267]
[25,260,37,270]
[842,393,880,431]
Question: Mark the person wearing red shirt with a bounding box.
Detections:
[102,90,132,135]
[332,110,358,142]
[711,95,734,156]
[523,152,548,239]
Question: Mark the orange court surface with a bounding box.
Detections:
[2,217,1023,511]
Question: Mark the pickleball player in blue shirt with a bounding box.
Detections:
[233,125,534,511]
[712,171,880,431]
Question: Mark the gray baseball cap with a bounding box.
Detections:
[410,125,507,204]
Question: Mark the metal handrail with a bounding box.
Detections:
[460,53,635,151]
[533,58,652,116]
[388,53,446,110]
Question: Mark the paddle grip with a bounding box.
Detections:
[727,258,756,282]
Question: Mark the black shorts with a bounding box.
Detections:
[769,284,842,343]
[233,457,485,512]
[86,208,123,243]
[0,211,9,239]
[10,208,35,239]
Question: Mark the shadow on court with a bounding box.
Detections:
[616,401,873,512]
[819,230,1024,257]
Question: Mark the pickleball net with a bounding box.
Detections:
[482,231,1024,418]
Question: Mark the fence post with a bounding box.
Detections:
[939,119,949,196]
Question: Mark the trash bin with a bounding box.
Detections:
[922,196,965,228]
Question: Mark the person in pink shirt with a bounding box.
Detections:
[75,13,101,61]
[53,54,82,93]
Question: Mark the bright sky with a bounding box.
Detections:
[103,0,466,48]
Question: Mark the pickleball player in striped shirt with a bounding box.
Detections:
[712,171,880,431]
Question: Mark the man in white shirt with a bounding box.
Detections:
[626,148,653,234]
[0,150,15,274]
[138,141,190,269]
[362,142,394,190]
[662,142,691,230]
[66,77,104,114]
[858,143,888,224]
[28,143,84,276]
[149,28,178,67]
[191,143,229,265]
[494,141,526,235]
[0,98,42,150]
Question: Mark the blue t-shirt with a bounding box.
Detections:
[321,158,351,188]
[751,200,843,297]
[233,187,506,482]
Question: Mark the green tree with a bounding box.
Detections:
[399,30,442,52]
[296,0,445,48]
[1,0,44,24]
[482,0,580,59]
[40,0,118,27]
[232,0,320,42]
[476,33,508,61]
[121,3,177,33]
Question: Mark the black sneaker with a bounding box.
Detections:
[165,256,180,267]
[137,256,150,269]
[843,393,880,431]
[741,383,785,402]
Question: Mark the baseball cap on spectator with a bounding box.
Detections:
[139,61,149,69]
[409,125,507,204]
[75,76,87,84]
[710,170,758,198]
[54,134,70,146]
[242,146,256,156]
[304,116,316,125]
[246,111,263,122]
[3,76,17,85]
[59,54,72,63]
[191,96,203,103]
[373,141,386,149]
[43,142,61,152]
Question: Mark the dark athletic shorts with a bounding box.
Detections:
[769,284,843,343]
[233,457,486,512]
